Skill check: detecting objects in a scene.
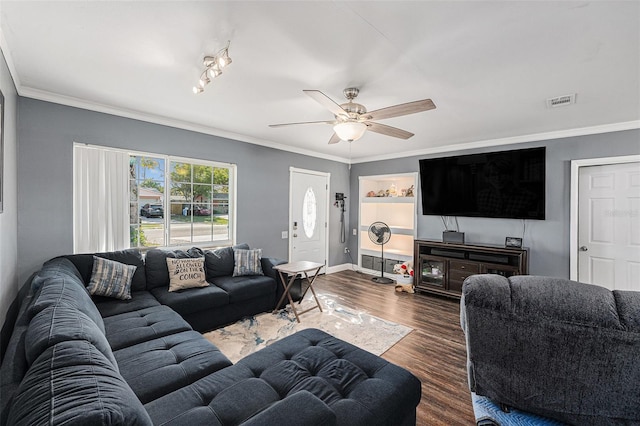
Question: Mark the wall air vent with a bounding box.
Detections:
[546,93,576,108]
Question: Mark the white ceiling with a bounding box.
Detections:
[1,1,639,163]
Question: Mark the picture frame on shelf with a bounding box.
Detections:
[505,237,523,248]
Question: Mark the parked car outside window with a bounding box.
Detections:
[140,204,164,218]
[193,205,211,216]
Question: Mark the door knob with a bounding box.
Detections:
[579,246,588,252]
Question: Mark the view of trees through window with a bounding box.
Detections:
[129,155,232,248]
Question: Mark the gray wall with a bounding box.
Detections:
[16,98,352,285]
[0,48,19,332]
[348,129,640,278]
[11,95,640,307]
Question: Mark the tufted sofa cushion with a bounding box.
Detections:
[144,328,421,426]
[102,305,192,350]
[93,290,161,318]
[114,330,232,404]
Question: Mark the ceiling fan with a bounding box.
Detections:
[269,88,436,144]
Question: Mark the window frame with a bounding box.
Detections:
[75,143,237,252]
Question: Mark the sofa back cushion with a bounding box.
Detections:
[7,340,152,425]
[204,243,250,279]
[25,305,117,370]
[29,274,106,335]
[62,249,147,292]
[145,247,204,289]
[30,257,85,293]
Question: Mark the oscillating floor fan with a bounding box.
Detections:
[368,221,394,284]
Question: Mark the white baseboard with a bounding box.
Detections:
[324,264,393,278]
[325,263,356,274]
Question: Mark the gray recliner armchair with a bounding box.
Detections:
[460,274,640,425]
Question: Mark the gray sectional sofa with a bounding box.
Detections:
[461,274,640,425]
[0,246,421,425]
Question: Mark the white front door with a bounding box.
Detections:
[289,168,329,269]
[578,161,640,291]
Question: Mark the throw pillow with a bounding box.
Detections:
[87,256,137,300]
[166,257,208,292]
[233,248,264,277]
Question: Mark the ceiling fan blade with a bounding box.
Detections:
[328,133,341,144]
[269,120,335,128]
[366,122,414,139]
[303,90,349,118]
[364,99,435,121]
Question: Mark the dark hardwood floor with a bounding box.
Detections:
[312,269,476,426]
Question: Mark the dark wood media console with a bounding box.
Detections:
[414,239,528,299]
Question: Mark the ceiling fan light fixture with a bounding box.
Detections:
[333,121,367,142]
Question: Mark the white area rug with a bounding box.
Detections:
[203,293,413,363]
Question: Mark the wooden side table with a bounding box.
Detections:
[273,261,324,322]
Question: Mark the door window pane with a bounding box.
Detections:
[303,187,317,239]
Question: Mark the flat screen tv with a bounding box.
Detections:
[419,147,545,220]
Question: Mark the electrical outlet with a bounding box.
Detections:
[344,247,350,254]
[352,228,357,236]
[281,231,288,239]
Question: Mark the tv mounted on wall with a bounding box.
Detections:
[419,147,546,220]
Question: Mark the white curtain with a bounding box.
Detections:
[73,145,129,253]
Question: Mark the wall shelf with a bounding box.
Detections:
[358,173,418,275]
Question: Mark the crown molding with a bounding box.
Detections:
[0,28,21,91]
[7,45,638,167]
[16,85,640,166]
[351,120,640,164]
[18,86,352,164]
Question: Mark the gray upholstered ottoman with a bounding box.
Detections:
[144,328,421,426]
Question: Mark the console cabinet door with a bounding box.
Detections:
[418,256,446,290]
[448,260,480,293]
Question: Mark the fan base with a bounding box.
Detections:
[372,276,395,285]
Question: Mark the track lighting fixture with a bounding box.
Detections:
[193,41,232,94]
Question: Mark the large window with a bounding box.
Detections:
[130,155,234,248]
[75,144,235,253]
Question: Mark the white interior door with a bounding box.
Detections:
[578,161,640,291]
[289,168,329,269]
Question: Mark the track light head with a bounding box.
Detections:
[193,41,232,94]
[208,65,222,79]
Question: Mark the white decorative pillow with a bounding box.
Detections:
[166,257,208,292]
[87,256,137,300]
[233,248,264,277]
